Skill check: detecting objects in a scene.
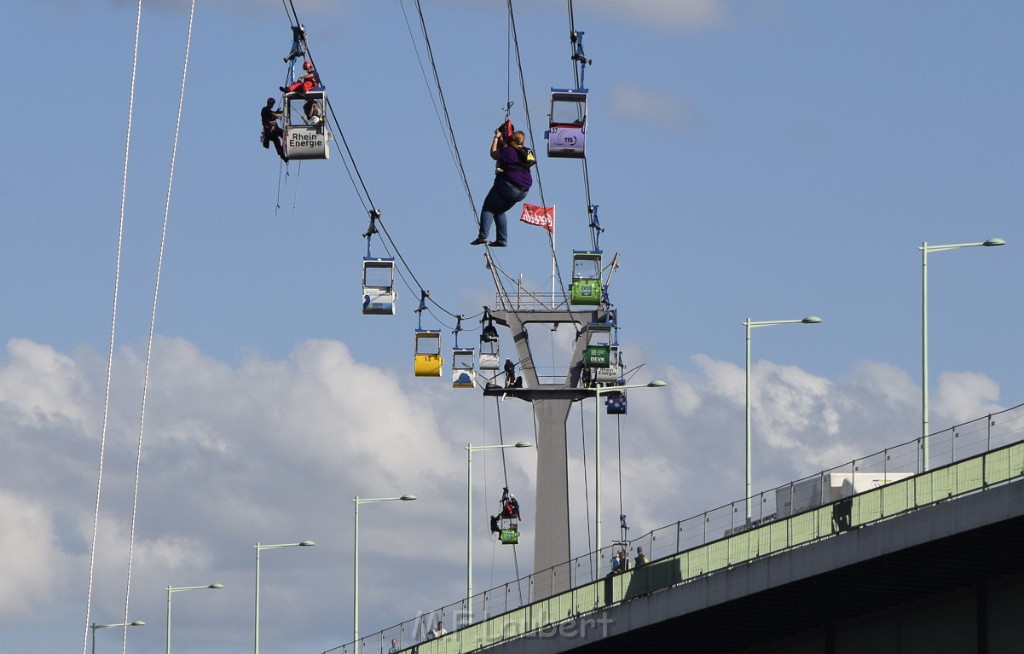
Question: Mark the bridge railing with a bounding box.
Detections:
[324,403,1024,654]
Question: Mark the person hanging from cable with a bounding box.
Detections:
[470,120,535,248]
[260,97,286,161]
[281,60,320,96]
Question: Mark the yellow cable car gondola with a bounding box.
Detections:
[414,330,443,377]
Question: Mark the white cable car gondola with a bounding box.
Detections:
[361,258,396,315]
[282,89,331,160]
[452,347,476,389]
[546,88,588,158]
[479,322,500,371]
[594,345,620,383]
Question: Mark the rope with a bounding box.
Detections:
[82,0,144,651]
[411,0,478,221]
[118,5,198,652]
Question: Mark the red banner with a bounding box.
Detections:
[519,203,555,232]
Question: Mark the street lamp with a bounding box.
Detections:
[589,380,666,579]
[254,540,315,654]
[744,316,821,521]
[353,495,416,652]
[920,237,1004,471]
[466,441,532,621]
[166,583,222,654]
[90,620,145,654]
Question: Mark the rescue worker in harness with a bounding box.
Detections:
[260,97,286,161]
[490,487,522,533]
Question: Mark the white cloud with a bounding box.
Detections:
[933,370,1002,425]
[0,338,95,431]
[0,336,1012,652]
[0,492,74,616]
[589,0,730,30]
[610,85,701,129]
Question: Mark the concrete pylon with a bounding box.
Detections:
[485,307,608,598]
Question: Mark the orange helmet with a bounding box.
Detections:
[303,61,314,70]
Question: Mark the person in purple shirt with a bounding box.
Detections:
[471,128,534,247]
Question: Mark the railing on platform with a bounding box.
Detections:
[324,403,1024,654]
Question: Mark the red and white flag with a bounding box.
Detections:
[519,203,555,232]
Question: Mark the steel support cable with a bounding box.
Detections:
[412,0,478,220]
[281,4,472,327]
[491,396,524,603]
[283,1,478,326]
[399,0,466,181]
[82,1,143,652]
[119,6,197,654]
[565,0,600,252]
[505,0,568,300]
[281,0,378,213]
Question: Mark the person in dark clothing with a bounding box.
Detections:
[504,358,516,388]
[471,128,534,247]
[261,98,286,160]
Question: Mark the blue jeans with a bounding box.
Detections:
[478,177,528,244]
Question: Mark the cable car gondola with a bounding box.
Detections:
[583,323,612,370]
[606,389,627,415]
[362,258,396,315]
[452,348,476,388]
[594,345,620,383]
[490,487,521,545]
[282,89,331,160]
[546,88,588,158]
[414,330,443,377]
[571,250,603,306]
[478,320,500,371]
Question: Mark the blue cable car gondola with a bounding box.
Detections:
[571,251,603,306]
[546,88,588,158]
[606,389,627,415]
[362,258,396,315]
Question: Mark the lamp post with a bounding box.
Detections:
[353,495,416,652]
[254,540,315,654]
[744,316,821,521]
[589,380,666,579]
[166,583,222,654]
[466,441,532,621]
[90,620,145,654]
[920,238,1004,471]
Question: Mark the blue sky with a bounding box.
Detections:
[2,1,1022,653]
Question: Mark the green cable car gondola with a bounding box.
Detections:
[571,250,603,306]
